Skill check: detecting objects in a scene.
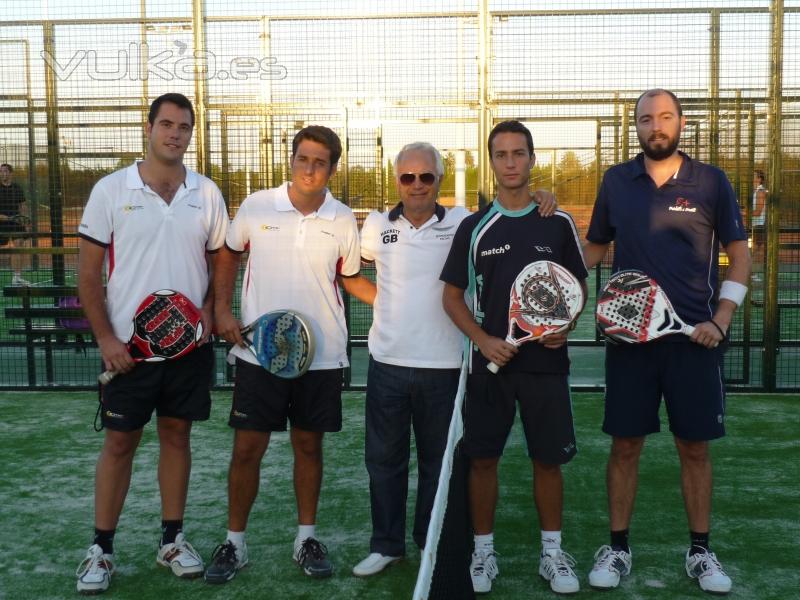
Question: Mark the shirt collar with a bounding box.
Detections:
[388,202,445,223]
[125,161,195,190]
[629,151,697,185]
[277,182,337,220]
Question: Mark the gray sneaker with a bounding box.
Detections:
[204,540,248,584]
[293,538,333,578]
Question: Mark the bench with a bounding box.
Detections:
[3,285,93,385]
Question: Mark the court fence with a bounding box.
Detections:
[1,1,798,391]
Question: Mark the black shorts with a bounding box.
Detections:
[100,343,215,432]
[229,359,343,432]
[464,372,577,464]
[0,217,27,245]
[603,340,726,441]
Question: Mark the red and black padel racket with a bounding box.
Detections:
[97,290,203,384]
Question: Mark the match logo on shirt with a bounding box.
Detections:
[260,224,279,231]
[668,197,697,213]
[122,204,144,213]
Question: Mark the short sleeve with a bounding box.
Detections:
[440,216,472,290]
[359,211,380,262]
[715,171,747,246]
[586,175,614,244]
[205,183,229,252]
[226,196,251,252]
[558,212,589,281]
[339,211,361,276]
[78,178,114,246]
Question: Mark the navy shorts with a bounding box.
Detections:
[100,343,214,432]
[229,359,343,432]
[603,340,726,441]
[464,371,577,464]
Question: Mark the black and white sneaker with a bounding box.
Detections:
[588,545,632,589]
[685,549,732,594]
[204,540,248,584]
[293,538,333,578]
[539,549,580,594]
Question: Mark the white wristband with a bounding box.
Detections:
[720,280,748,307]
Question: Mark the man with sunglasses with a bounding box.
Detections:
[353,142,557,578]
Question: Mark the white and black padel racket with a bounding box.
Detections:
[596,270,695,343]
[487,260,585,373]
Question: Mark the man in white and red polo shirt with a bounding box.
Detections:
[206,125,373,584]
[76,93,228,594]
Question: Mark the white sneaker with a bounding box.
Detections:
[352,552,402,577]
[588,545,632,589]
[11,274,30,286]
[685,549,732,594]
[156,532,204,578]
[539,549,580,594]
[470,549,499,594]
[76,544,115,594]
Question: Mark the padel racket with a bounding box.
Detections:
[98,290,203,384]
[596,270,695,343]
[487,260,585,373]
[240,310,315,378]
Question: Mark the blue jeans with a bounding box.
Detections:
[365,357,459,556]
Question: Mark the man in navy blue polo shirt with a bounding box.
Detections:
[442,120,588,596]
[583,89,750,595]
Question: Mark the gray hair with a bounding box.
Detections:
[394,142,445,178]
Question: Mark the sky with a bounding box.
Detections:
[0,1,795,173]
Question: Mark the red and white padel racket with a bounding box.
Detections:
[98,290,203,384]
[596,270,695,343]
[487,260,585,373]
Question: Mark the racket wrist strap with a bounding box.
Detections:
[709,319,726,338]
[719,280,747,307]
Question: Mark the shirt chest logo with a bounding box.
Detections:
[535,245,552,253]
[381,228,400,244]
[480,243,510,257]
[260,224,280,231]
[668,197,697,213]
[122,204,144,213]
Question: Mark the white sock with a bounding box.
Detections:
[227,530,246,552]
[541,530,562,555]
[296,524,316,546]
[474,533,494,552]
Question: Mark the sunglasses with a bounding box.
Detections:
[399,172,437,186]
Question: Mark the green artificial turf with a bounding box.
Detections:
[0,391,797,599]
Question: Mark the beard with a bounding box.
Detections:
[639,132,680,161]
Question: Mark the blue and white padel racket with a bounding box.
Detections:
[240,310,315,378]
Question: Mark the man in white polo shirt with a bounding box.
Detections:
[206,125,374,584]
[351,142,467,577]
[352,142,557,577]
[75,93,229,594]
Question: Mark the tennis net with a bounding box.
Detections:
[412,361,474,600]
